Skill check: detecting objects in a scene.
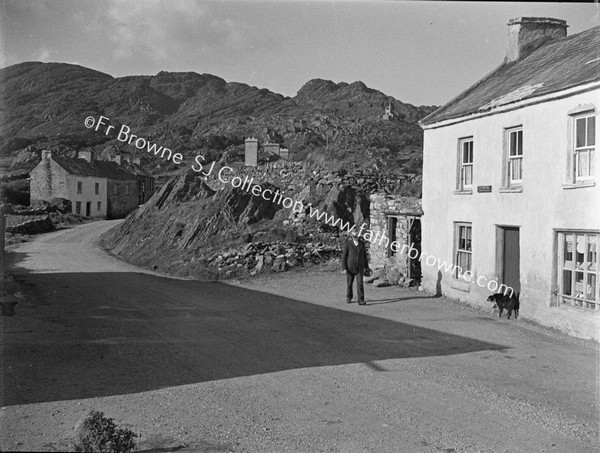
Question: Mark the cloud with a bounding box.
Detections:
[99,0,264,62]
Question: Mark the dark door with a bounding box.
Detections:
[408,218,422,281]
[85,202,91,217]
[501,227,520,294]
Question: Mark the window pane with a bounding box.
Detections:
[510,157,522,181]
[577,150,590,178]
[587,116,595,146]
[587,274,597,301]
[510,132,517,156]
[517,130,523,155]
[587,236,597,271]
[576,117,586,148]
[563,270,572,296]
[576,236,585,268]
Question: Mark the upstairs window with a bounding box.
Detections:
[574,114,595,181]
[95,182,100,195]
[77,181,82,194]
[507,127,523,184]
[458,138,473,191]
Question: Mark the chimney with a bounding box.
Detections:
[133,157,141,165]
[245,137,258,167]
[114,155,122,165]
[78,150,92,162]
[41,150,51,160]
[506,17,567,63]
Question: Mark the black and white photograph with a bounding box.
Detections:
[0,1,599,451]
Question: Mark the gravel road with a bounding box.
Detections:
[1,220,598,452]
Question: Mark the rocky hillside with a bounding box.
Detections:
[0,62,436,180]
[101,161,415,279]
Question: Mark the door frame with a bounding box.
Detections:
[495,225,520,293]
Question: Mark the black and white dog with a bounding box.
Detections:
[487,292,520,319]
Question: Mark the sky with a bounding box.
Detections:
[1,1,598,106]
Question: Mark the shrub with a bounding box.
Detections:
[73,410,137,453]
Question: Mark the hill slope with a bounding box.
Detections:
[0,62,436,180]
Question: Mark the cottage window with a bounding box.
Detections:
[77,181,82,194]
[75,201,81,215]
[574,114,595,181]
[387,216,398,257]
[507,127,523,184]
[95,183,100,195]
[557,231,600,311]
[457,138,473,191]
[454,223,472,277]
[97,201,101,211]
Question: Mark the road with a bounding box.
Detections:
[1,220,599,452]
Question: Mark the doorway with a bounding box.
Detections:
[497,226,520,294]
[85,202,91,217]
[408,218,422,281]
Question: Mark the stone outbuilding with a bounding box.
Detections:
[369,194,422,285]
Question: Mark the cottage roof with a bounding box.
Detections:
[52,156,138,181]
[421,25,600,126]
[258,151,281,163]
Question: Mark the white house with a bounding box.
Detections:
[419,18,600,340]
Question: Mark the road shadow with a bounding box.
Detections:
[2,261,508,406]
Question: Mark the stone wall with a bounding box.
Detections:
[215,160,416,196]
[369,193,422,285]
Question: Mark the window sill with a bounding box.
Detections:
[454,189,473,195]
[562,181,595,190]
[499,186,523,193]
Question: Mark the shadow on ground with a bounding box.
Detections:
[2,251,507,406]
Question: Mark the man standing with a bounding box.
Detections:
[342,230,370,305]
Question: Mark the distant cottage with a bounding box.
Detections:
[419,17,599,340]
[244,137,291,167]
[30,150,155,218]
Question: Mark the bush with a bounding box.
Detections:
[73,410,137,453]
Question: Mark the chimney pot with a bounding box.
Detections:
[506,17,567,63]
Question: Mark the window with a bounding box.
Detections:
[97,201,101,211]
[75,201,81,215]
[113,184,119,195]
[125,183,130,195]
[507,127,523,184]
[77,181,82,194]
[574,114,595,181]
[387,216,398,257]
[458,138,473,191]
[558,231,599,311]
[95,183,100,195]
[455,223,472,277]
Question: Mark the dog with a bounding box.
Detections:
[487,292,520,319]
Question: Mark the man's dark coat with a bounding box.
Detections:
[342,238,369,274]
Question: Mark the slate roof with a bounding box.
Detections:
[52,156,139,180]
[421,25,600,126]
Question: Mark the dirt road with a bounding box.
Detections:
[1,221,599,452]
